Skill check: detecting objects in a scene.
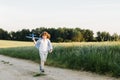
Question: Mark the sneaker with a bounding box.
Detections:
[40,66,42,71]
[41,69,45,73]
[40,66,45,72]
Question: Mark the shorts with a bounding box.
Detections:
[39,51,48,62]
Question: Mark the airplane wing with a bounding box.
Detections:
[26,36,40,39]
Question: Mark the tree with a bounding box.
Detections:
[56,37,63,42]
[112,33,119,41]
[1,27,120,42]
[71,29,83,42]
[10,31,16,40]
[96,31,101,41]
[0,28,10,40]
[20,29,31,41]
[96,31,111,41]
[81,29,94,41]
[10,29,30,41]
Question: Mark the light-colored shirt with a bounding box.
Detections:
[40,39,48,51]
[35,38,53,52]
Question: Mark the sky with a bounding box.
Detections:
[0,0,120,35]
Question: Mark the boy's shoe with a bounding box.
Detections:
[40,66,42,71]
[41,69,45,73]
[40,66,45,73]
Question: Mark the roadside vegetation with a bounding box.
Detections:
[0,40,120,77]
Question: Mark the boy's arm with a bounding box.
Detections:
[34,38,41,49]
[48,39,53,53]
[32,38,36,44]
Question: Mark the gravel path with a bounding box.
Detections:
[0,55,119,80]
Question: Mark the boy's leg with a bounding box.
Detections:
[39,51,48,72]
[40,52,46,72]
[41,53,48,72]
[44,52,48,62]
[41,60,45,70]
[39,51,44,72]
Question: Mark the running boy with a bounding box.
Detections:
[32,31,53,72]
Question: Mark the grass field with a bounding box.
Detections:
[0,40,33,48]
[0,40,120,77]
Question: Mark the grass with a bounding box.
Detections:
[0,40,33,48]
[0,40,120,77]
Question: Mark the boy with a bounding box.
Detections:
[32,31,53,72]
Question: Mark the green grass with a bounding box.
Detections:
[0,42,120,77]
[0,47,40,62]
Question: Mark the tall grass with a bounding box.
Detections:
[0,47,40,62]
[48,45,120,77]
[0,42,120,77]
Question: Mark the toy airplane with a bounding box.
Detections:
[26,33,40,40]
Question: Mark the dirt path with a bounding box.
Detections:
[0,55,119,80]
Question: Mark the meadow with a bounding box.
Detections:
[0,40,120,77]
[0,40,33,48]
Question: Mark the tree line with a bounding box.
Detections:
[0,27,120,42]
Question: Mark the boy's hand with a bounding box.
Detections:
[32,37,35,41]
[49,49,53,53]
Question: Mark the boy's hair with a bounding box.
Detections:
[40,31,51,39]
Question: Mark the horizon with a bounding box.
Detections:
[1,27,120,37]
[0,0,120,35]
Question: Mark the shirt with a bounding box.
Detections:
[40,39,48,51]
[35,38,53,51]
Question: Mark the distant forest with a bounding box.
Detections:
[0,27,120,42]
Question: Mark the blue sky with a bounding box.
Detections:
[0,0,120,35]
